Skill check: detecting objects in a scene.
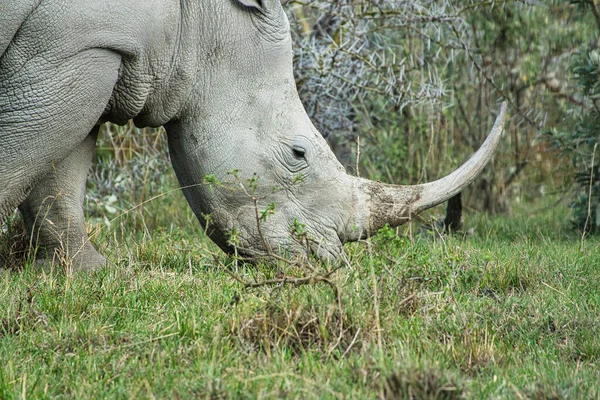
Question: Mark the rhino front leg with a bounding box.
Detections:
[19,128,106,271]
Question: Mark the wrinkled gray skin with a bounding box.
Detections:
[0,0,507,270]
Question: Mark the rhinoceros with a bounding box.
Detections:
[0,0,507,270]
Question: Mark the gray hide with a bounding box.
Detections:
[0,0,507,269]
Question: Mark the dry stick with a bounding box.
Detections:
[370,259,382,349]
[224,266,342,289]
[355,136,361,178]
[363,239,383,349]
[200,179,346,356]
[251,196,273,256]
[581,143,598,251]
[327,278,345,356]
[588,0,600,30]
[341,327,360,358]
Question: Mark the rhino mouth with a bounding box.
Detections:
[227,228,342,263]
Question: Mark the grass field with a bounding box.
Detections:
[1,189,600,399]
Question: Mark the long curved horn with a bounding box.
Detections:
[346,102,507,239]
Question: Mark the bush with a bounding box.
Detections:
[546,0,600,232]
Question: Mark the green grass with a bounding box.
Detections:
[2,191,600,399]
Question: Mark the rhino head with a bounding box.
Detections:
[165,0,507,261]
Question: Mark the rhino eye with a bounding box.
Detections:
[292,146,306,160]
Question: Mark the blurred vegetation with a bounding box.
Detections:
[545,0,600,232]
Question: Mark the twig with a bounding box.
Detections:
[580,143,598,250]
[223,265,343,290]
[102,331,180,352]
[587,0,600,31]
[541,281,580,312]
[341,327,360,358]
[355,136,361,178]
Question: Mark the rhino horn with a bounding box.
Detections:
[345,102,507,240]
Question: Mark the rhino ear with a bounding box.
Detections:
[237,0,264,10]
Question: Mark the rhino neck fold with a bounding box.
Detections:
[99,0,203,128]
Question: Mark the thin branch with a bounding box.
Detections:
[587,0,600,31]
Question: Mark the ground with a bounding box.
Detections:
[1,190,599,399]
